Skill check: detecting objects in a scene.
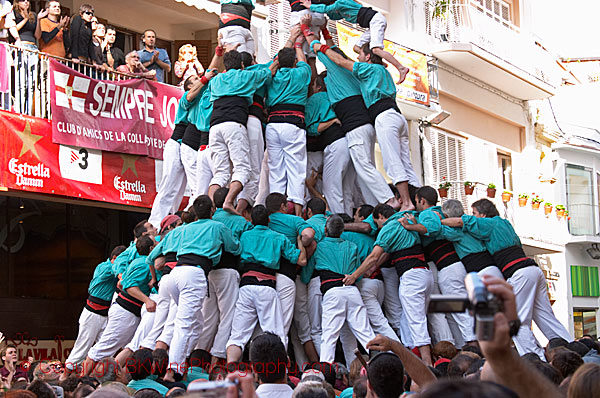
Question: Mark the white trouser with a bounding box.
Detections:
[339,322,358,368]
[88,304,140,362]
[218,25,255,55]
[478,265,504,279]
[227,285,285,351]
[509,266,571,359]
[239,115,264,205]
[290,10,326,57]
[357,278,398,341]
[346,124,392,205]
[438,262,476,343]
[195,146,214,197]
[294,276,313,345]
[292,276,322,350]
[373,109,420,187]
[323,137,354,215]
[305,151,323,204]
[276,273,296,347]
[209,122,251,188]
[126,293,159,351]
[290,325,308,369]
[399,268,434,347]
[380,267,404,335]
[427,262,454,345]
[141,275,173,349]
[320,286,376,363]
[266,123,307,205]
[149,139,186,228]
[165,266,208,374]
[197,268,240,358]
[355,11,387,49]
[157,301,177,347]
[255,151,270,206]
[65,308,108,370]
[180,143,199,204]
[307,277,322,352]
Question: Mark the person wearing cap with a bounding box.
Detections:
[226,205,307,362]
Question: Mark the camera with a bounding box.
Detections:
[427,272,503,340]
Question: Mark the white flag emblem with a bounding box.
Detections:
[54,71,90,113]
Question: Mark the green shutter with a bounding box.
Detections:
[571,266,600,297]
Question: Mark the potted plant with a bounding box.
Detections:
[438,178,451,198]
[566,210,570,221]
[464,181,474,195]
[501,190,512,202]
[544,202,553,215]
[531,196,543,210]
[556,204,566,218]
[486,183,496,198]
[518,193,529,207]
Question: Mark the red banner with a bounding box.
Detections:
[0,110,157,208]
[49,59,183,159]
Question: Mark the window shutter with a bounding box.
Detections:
[267,1,291,58]
[427,127,468,204]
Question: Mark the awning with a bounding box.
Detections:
[174,0,220,15]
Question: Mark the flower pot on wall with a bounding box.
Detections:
[487,188,496,198]
[532,202,541,210]
[438,188,448,198]
[464,185,474,195]
[501,192,512,202]
[518,198,528,207]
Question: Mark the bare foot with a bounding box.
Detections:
[386,197,401,210]
[163,370,175,383]
[223,201,241,216]
[400,203,416,212]
[396,66,410,84]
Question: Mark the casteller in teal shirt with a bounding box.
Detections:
[265,61,311,108]
[239,225,301,270]
[177,219,241,266]
[88,258,118,302]
[352,62,397,109]
[121,256,152,297]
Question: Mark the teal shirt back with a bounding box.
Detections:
[313,42,362,105]
[112,241,140,277]
[439,225,488,259]
[305,92,337,136]
[246,62,270,99]
[174,91,194,124]
[210,68,271,104]
[88,258,118,301]
[239,226,300,270]
[374,213,421,253]
[341,231,375,263]
[418,206,444,247]
[310,0,361,23]
[121,256,152,296]
[127,378,169,395]
[213,208,253,240]
[300,214,328,283]
[314,237,360,275]
[268,212,312,246]
[352,62,397,108]
[188,82,213,132]
[461,215,521,255]
[265,61,311,108]
[177,219,241,265]
[146,226,184,266]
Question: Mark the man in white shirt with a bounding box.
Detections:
[250,332,294,398]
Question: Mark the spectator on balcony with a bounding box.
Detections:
[69,3,96,63]
[138,29,171,83]
[117,51,156,80]
[36,0,70,58]
[91,21,105,65]
[102,26,124,71]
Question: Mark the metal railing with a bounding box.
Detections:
[0,44,154,120]
[567,203,598,237]
[424,0,561,87]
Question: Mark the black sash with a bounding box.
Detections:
[278,257,298,281]
[116,290,144,317]
[267,103,306,129]
[319,269,352,295]
[213,251,240,271]
[423,239,460,270]
[219,3,253,29]
[210,96,249,127]
[390,244,428,277]
[85,295,111,317]
[357,7,377,28]
[240,262,277,289]
[171,122,188,141]
[461,251,497,273]
[182,124,209,151]
[249,94,266,124]
[176,254,212,277]
[368,97,401,122]
[492,246,536,279]
[333,95,372,132]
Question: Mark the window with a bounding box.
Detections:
[470,0,519,28]
[497,152,513,191]
[428,127,468,203]
[573,309,598,339]
[565,164,595,235]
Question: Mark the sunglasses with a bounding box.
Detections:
[83,11,94,16]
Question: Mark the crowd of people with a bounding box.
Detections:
[1,0,596,397]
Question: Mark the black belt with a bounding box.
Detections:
[85,295,111,316]
[176,254,212,277]
[492,245,536,279]
[461,251,497,273]
[423,240,460,270]
[240,262,277,289]
[319,269,352,295]
[390,244,428,277]
[116,291,144,317]
[278,257,298,281]
[368,97,400,122]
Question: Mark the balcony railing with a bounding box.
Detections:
[567,203,598,237]
[424,0,561,87]
[0,44,157,120]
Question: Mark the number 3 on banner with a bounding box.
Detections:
[78,148,89,170]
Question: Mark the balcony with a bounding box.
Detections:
[424,0,560,100]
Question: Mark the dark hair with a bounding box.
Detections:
[165,387,186,398]
[136,235,154,256]
[181,209,197,224]
[152,348,169,377]
[373,203,395,220]
[240,51,254,68]
[357,205,374,220]
[105,25,116,33]
[208,364,227,381]
[143,29,156,37]
[79,4,94,14]
[193,195,214,219]
[183,75,196,91]
[419,379,518,398]
[110,245,127,260]
[415,186,438,206]
[460,345,483,357]
[128,349,153,380]
[547,337,569,351]
[73,384,95,398]
[213,187,229,208]
[307,362,336,386]
[367,353,405,398]
[60,376,81,393]
[27,361,40,382]
[251,205,270,226]
[265,193,287,214]
[578,338,600,354]
[568,363,600,398]
[353,376,368,398]
[134,219,150,239]
[134,389,162,398]
[278,47,296,68]
[188,349,212,373]
[434,341,458,360]
[471,199,500,218]
[435,361,449,377]
[315,72,327,91]
[249,332,288,383]
[336,213,353,223]
[531,361,563,385]
[552,349,584,378]
[429,365,443,379]
[307,198,326,215]
[26,380,56,398]
[223,50,243,70]
[360,43,383,65]
[448,354,477,378]
[566,341,590,357]
[520,352,542,363]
